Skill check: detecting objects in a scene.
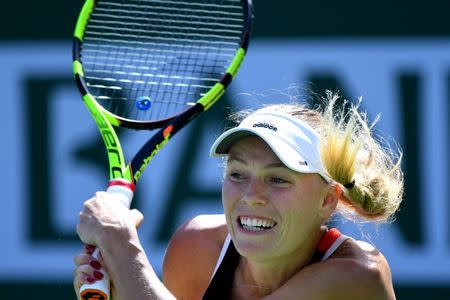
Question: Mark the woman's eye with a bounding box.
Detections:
[229,172,244,181]
[270,177,288,185]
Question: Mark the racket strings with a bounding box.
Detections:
[81,0,244,122]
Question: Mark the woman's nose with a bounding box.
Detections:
[242,179,268,206]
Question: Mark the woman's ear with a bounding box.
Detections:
[319,184,341,219]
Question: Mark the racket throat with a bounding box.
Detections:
[132,124,174,183]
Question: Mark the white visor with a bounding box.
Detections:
[210,110,333,183]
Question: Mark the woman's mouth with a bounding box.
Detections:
[238,216,277,231]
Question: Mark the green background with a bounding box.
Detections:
[1,0,449,299]
[2,0,450,39]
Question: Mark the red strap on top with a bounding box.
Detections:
[316,228,342,253]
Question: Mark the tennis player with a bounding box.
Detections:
[74,92,404,300]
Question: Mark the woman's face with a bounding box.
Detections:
[222,136,329,260]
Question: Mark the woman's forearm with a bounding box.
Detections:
[100,232,176,300]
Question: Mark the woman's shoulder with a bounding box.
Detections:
[264,234,396,300]
[333,235,389,267]
[169,214,228,253]
[165,213,228,265]
[179,214,228,238]
[162,214,228,299]
[324,236,395,299]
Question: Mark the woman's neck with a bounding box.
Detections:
[233,227,326,298]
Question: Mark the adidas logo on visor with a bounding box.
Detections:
[252,122,278,131]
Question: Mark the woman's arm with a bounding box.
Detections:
[263,240,396,300]
[99,229,176,300]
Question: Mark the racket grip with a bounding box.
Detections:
[106,179,135,208]
[79,180,135,300]
[79,247,110,300]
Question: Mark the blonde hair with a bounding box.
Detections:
[228,91,404,223]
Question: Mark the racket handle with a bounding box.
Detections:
[79,180,135,300]
[79,247,110,300]
[106,179,135,208]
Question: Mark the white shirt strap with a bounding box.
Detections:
[321,234,354,261]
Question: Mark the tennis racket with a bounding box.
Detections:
[72,0,253,299]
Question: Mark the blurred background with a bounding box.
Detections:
[1,0,449,298]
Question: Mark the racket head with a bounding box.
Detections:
[73,0,253,130]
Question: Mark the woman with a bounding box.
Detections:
[74,92,404,300]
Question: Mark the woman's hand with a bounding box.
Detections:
[76,191,144,248]
[74,191,144,299]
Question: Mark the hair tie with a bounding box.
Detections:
[343,179,355,189]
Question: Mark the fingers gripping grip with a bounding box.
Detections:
[79,181,134,300]
[80,247,110,300]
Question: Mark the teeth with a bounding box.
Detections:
[239,217,276,230]
[242,225,264,231]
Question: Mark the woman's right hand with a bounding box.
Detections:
[74,192,144,300]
